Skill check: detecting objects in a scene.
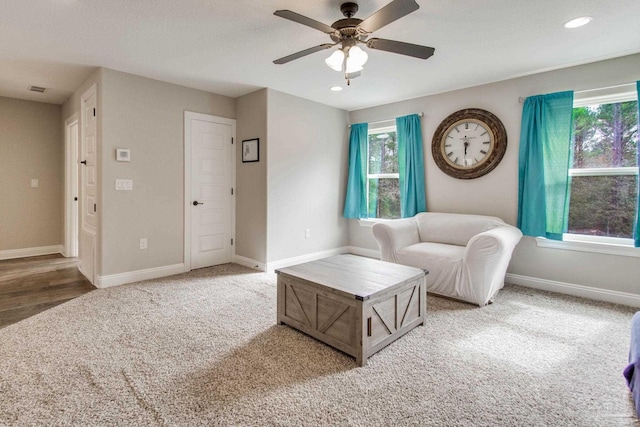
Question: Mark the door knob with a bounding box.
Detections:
[193,201,203,206]
[80,160,87,165]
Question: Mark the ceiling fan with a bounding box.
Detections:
[273,0,435,84]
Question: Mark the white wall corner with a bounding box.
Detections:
[0,245,64,261]
[96,263,186,288]
[233,255,267,272]
[505,273,640,308]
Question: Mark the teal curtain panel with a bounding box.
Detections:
[343,123,369,218]
[635,81,640,247]
[397,114,427,218]
[517,91,574,240]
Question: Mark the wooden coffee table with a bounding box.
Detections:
[276,254,426,366]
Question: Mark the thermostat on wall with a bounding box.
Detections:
[116,148,131,162]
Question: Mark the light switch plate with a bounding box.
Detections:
[115,179,133,190]
[31,179,38,188]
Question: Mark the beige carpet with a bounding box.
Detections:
[0,262,637,426]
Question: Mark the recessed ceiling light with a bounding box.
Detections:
[330,86,343,92]
[564,16,592,29]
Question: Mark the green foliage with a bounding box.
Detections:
[368,131,400,219]
[572,101,638,168]
[368,178,400,219]
[568,176,637,238]
[368,132,398,174]
[568,100,639,238]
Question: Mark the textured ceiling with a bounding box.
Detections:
[1,0,639,110]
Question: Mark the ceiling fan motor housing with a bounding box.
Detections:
[330,18,365,43]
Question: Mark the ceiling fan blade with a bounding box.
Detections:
[274,10,337,34]
[358,0,420,33]
[273,44,335,65]
[366,38,435,59]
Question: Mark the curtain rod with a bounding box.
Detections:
[348,112,424,128]
[518,82,636,103]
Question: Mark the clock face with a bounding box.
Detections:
[441,119,495,170]
[432,108,507,179]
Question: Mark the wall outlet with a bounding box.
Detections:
[139,238,147,250]
[305,229,311,239]
[31,179,38,188]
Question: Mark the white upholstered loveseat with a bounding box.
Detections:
[372,212,522,306]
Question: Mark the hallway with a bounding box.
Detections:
[0,254,94,328]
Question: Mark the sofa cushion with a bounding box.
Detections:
[416,212,506,246]
[397,242,465,295]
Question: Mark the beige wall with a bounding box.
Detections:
[98,69,235,276]
[63,68,236,278]
[0,96,63,251]
[266,89,349,262]
[348,53,640,296]
[236,89,268,264]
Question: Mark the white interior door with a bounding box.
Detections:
[64,116,79,258]
[187,114,234,269]
[79,85,97,284]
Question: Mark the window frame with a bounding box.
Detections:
[365,123,400,220]
[537,83,639,255]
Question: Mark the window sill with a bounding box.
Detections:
[535,237,639,258]
[357,218,396,228]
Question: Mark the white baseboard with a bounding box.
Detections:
[347,246,380,259]
[248,246,380,273]
[96,263,186,288]
[0,245,64,261]
[506,273,640,308]
[233,255,267,272]
[265,247,351,272]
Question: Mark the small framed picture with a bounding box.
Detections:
[242,139,259,163]
[116,149,131,162]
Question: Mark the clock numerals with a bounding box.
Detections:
[454,157,460,165]
[480,150,487,155]
[483,141,490,145]
[446,151,454,158]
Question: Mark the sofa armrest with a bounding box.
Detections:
[372,219,420,263]
[462,225,523,305]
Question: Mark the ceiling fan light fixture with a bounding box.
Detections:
[345,46,368,73]
[325,50,345,71]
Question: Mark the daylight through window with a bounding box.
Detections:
[566,88,639,245]
[367,125,400,219]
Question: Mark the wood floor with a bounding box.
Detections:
[0,254,95,329]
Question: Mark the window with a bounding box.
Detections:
[367,125,400,219]
[566,86,638,245]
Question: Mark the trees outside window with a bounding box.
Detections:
[367,126,400,219]
[568,97,638,240]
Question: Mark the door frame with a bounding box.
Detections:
[183,111,236,272]
[64,113,79,258]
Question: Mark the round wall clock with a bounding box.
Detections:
[431,108,507,179]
